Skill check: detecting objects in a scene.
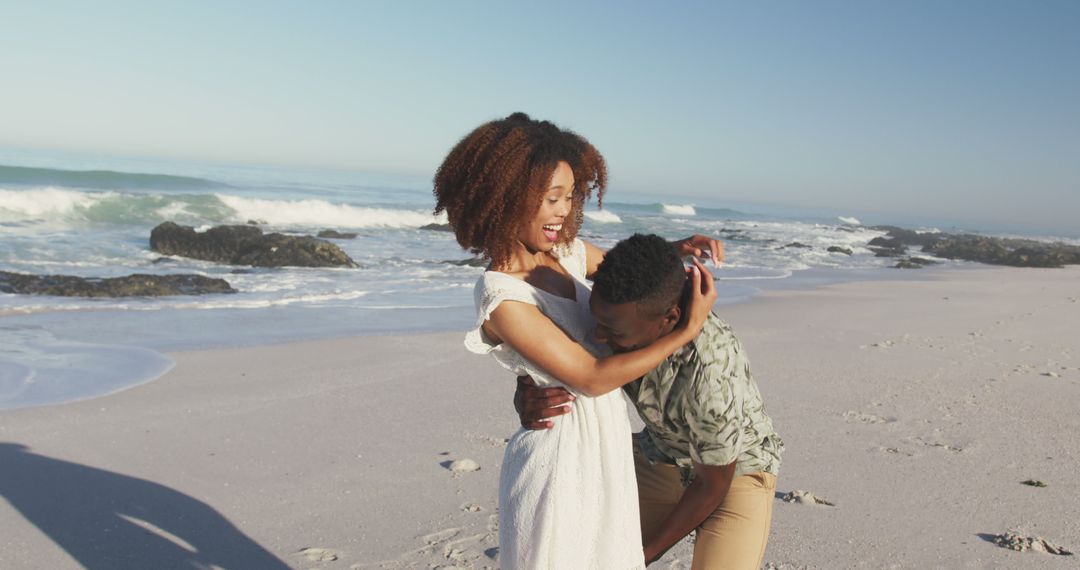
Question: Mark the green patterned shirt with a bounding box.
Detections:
[623,312,783,485]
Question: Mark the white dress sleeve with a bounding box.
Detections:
[464,272,538,356]
[463,271,566,387]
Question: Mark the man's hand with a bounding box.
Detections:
[514,375,575,429]
[642,461,736,564]
[673,235,724,267]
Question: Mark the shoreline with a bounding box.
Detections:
[2,265,1078,568]
[0,263,955,411]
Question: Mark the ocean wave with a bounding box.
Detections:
[661,203,696,216]
[0,187,234,225]
[584,210,622,223]
[838,216,861,225]
[600,201,748,219]
[0,187,447,229]
[214,194,446,228]
[0,164,225,191]
[0,187,102,219]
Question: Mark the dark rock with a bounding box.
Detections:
[781,242,812,249]
[867,236,907,257]
[443,257,487,268]
[720,232,757,242]
[827,246,853,256]
[0,271,235,297]
[420,223,453,232]
[152,257,176,264]
[893,257,941,269]
[868,236,904,249]
[922,235,1080,268]
[317,230,358,239]
[869,226,944,247]
[246,219,267,225]
[150,222,358,268]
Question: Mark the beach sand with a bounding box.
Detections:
[1,266,1078,569]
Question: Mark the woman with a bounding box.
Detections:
[434,112,718,569]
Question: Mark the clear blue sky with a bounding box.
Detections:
[1,1,1078,233]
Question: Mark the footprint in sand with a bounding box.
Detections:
[443,458,481,473]
[875,446,914,457]
[298,547,340,562]
[911,437,964,453]
[466,433,510,447]
[842,410,894,424]
[992,532,1073,555]
[355,523,500,569]
[780,490,835,506]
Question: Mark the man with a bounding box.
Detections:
[516,233,783,569]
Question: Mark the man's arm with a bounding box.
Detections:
[514,375,574,429]
[642,460,737,564]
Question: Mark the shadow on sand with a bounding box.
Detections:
[0,442,290,569]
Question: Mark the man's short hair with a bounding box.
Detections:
[592,233,686,317]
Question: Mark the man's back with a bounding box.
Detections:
[623,312,783,484]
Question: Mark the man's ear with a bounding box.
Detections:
[662,304,681,330]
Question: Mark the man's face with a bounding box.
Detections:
[589,295,674,353]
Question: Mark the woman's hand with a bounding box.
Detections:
[673,234,724,266]
[677,257,718,341]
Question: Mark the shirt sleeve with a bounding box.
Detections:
[684,351,744,467]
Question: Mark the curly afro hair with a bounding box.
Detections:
[433,112,607,269]
[592,234,687,317]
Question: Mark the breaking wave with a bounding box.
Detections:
[0,188,445,229]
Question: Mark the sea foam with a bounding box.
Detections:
[661,203,696,216]
[0,187,105,219]
[216,194,446,229]
[584,210,622,223]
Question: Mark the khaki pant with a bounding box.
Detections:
[635,448,776,570]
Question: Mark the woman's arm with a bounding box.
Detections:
[484,259,717,396]
[582,234,724,279]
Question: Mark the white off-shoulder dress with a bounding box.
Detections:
[465,239,644,570]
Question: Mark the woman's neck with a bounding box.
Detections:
[503,241,555,274]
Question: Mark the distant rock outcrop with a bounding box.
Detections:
[869,226,943,247]
[317,230,358,239]
[827,246,853,256]
[443,257,487,268]
[893,257,941,269]
[869,225,1080,268]
[0,271,235,297]
[150,222,358,268]
[924,236,1080,268]
[867,236,907,257]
